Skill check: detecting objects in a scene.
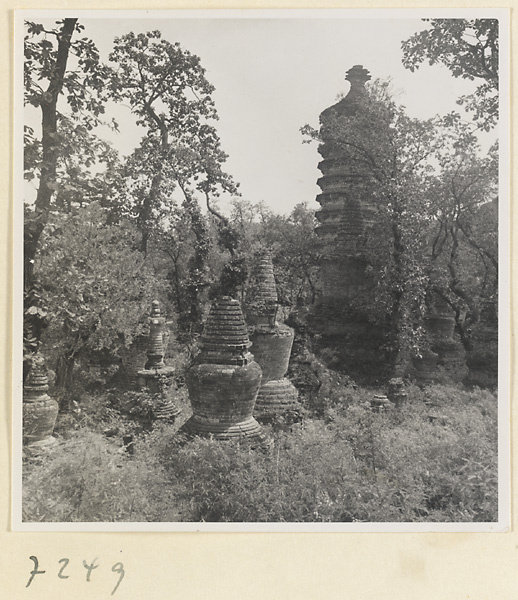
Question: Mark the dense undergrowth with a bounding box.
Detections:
[22,383,498,523]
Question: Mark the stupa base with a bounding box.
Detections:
[24,435,58,456]
[254,378,302,421]
[23,396,59,445]
[153,397,182,421]
[179,415,264,440]
[136,366,175,391]
[135,367,181,421]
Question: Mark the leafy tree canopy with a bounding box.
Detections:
[24,18,116,296]
[25,19,111,126]
[108,31,238,252]
[401,19,499,130]
[38,202,167,360]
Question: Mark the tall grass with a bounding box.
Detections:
[22,383,498,523]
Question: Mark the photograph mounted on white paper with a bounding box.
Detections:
[12,9,510,532]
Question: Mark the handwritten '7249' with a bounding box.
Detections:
[26,556,125,595]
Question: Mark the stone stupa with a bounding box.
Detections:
[180,296,264,440]
[136,300,180,422]
[246,250,301,423]
[23,352,59,449]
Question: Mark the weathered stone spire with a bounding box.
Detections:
[199,296,253,365]
[345,64,371,89]
[24,353,50,399]
[253,250,278,304]
[246,249,278,327]
[307,65,389,381]
[315,65,374,303]
[320,65,371,124]
[137,300,180,423]
[246,252,302,424]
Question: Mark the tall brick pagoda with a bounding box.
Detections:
[316,64,376,304]
[308,65,388,380]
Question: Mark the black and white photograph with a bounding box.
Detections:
[13,9,509,531]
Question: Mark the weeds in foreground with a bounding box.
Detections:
[22,383,498,523]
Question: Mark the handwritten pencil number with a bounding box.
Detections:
[111,562,125,596]
[82,557,99,582]
[26,556,45,588]
[26,556,124,594]
[57,558,70,579]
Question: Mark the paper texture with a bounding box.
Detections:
[2,1,516,598]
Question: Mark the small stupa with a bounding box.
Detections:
[412,297,467,385]
[466,299,498,387]
[136,300,180,422]
[23,352,59,449]
[387,377,407,408]
[246,251,301,423]
[181,296,264,440]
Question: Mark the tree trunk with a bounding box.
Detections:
[139,172,161,254]
[139,104,170,255]
[390,198,410,376]
[24,18,77,293]
[54,352,76,410]
[447,224,480,351]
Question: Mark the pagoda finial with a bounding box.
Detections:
[246,249,279,328]
[345,65,371,89]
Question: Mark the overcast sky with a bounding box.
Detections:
[22,11,497,215]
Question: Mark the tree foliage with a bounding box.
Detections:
[24,19,116,362]
[37,203,166,396]
[225,199,322,308]
[401,19,499,130]
[25,117,122,214]
[425,117,498,344]
[108,31,238,253]
[24,19,112,283]
[24,20,110,121]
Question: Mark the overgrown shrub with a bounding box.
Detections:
[36,203,169,401]
[22,384,498,523]
[22,430,180,522]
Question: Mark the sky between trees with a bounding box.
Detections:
[21,11,499,215]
